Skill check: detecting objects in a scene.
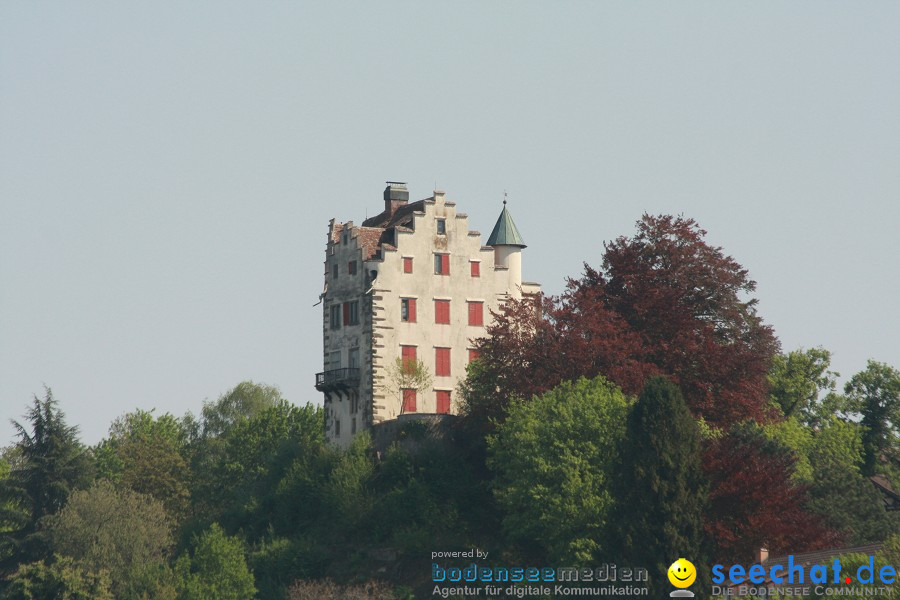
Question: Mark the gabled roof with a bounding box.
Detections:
[486,204,526,248]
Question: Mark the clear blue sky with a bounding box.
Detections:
[2,2,898,445]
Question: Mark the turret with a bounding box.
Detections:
[486,201,527,299]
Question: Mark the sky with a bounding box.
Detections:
[1,2,898,446]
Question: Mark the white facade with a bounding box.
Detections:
[318,184,539,447]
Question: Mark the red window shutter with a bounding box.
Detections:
[402,389,417,413]
[441,254,450,275]
[437,391,451,414]
[468,302,483,326]
[343,302,350,325]
[470,261,480,277]
[408,298,416,323]
[468,349,480,363]
[403,257,413,273]
[435,348,450,377]
[401,345,416,370]
[435,300,450,324]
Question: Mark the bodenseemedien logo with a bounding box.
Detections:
[668,558,696,598]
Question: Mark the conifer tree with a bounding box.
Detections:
[611,377,709,597]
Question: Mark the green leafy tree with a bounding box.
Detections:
[95,409,191,522]
[0,390,93,573]
[44,479,174,599]
[612,378,708,597]
[487,376,629,564]
[200,381,284,439]
[843,361,900,476]
[804,418,895,544]
[175,524,256,600]
[0,555,113,600]
[383,358,433,415]
[768,347,839,425]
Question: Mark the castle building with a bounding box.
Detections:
[317,182,539,447]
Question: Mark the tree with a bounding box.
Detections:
[383,357,433,415]
[843,361,900,476]
[487,376,629,564]
[462,214,778,432]
[200,381,284,439]
[174,524,256,600]
[1,555,113,600]
[611,378,708,597]
[94,409,191,522]
[0,390,93,572]
[44,480,174,599]
[768,347,839,425]
[804,418,895,544]
[704,423,841,562]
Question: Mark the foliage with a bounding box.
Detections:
[200,381,284,439]
[44,479,174,599]
[463,214,778,432]
[768,347,839,426]
[488,376,629,564]
[174,523,256,600]
[383,358,433,415]
[804,418,895,545]
[0,390,93,573]
[287,578,398,600]
[842,361,900,476]
[611,378,708,597]
[704,423,841,562]
[0,554,113,600]
[95,409,191,522]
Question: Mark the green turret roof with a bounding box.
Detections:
[486,203,526,248]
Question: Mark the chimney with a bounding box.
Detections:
[756,547,769,564]
[384,182,409,216]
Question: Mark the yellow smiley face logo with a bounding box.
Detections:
[668,558,696,588]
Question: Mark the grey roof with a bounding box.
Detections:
[486,204,526,248]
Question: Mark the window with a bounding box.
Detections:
[434,253,450,275]
[435,347,450,377]
[342,234,348,245]
[470,261,480,277]
[434,300,450,324]
[402,389,417,413]
[401,298,416,323]
[348,261,357,275]
[436,390,451,414]
[350,391,359,414]
[341,301,359,326]
[329,350,341,369]
[401,345,417,370]
[468,301,484,326]
[349,348,360,370]
[436,219,446,235]
[330,305,341,329]
[351,417,357,434]
[334,419,341,436]
[468,349,480,363]
[403,257,413,273]
[332,264,338,279]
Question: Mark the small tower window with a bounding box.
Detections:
[403,257,413,273]
[348,261,357,275]
[434,253,450,275]
[436,219,446,235]
[401,298,416,323]
[332,264,338,279]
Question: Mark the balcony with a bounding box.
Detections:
[315,368,361,392]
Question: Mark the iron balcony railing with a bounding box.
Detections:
[315,367,361,391]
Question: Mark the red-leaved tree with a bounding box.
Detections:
[462,214,778,429]
[704,424,843,562]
